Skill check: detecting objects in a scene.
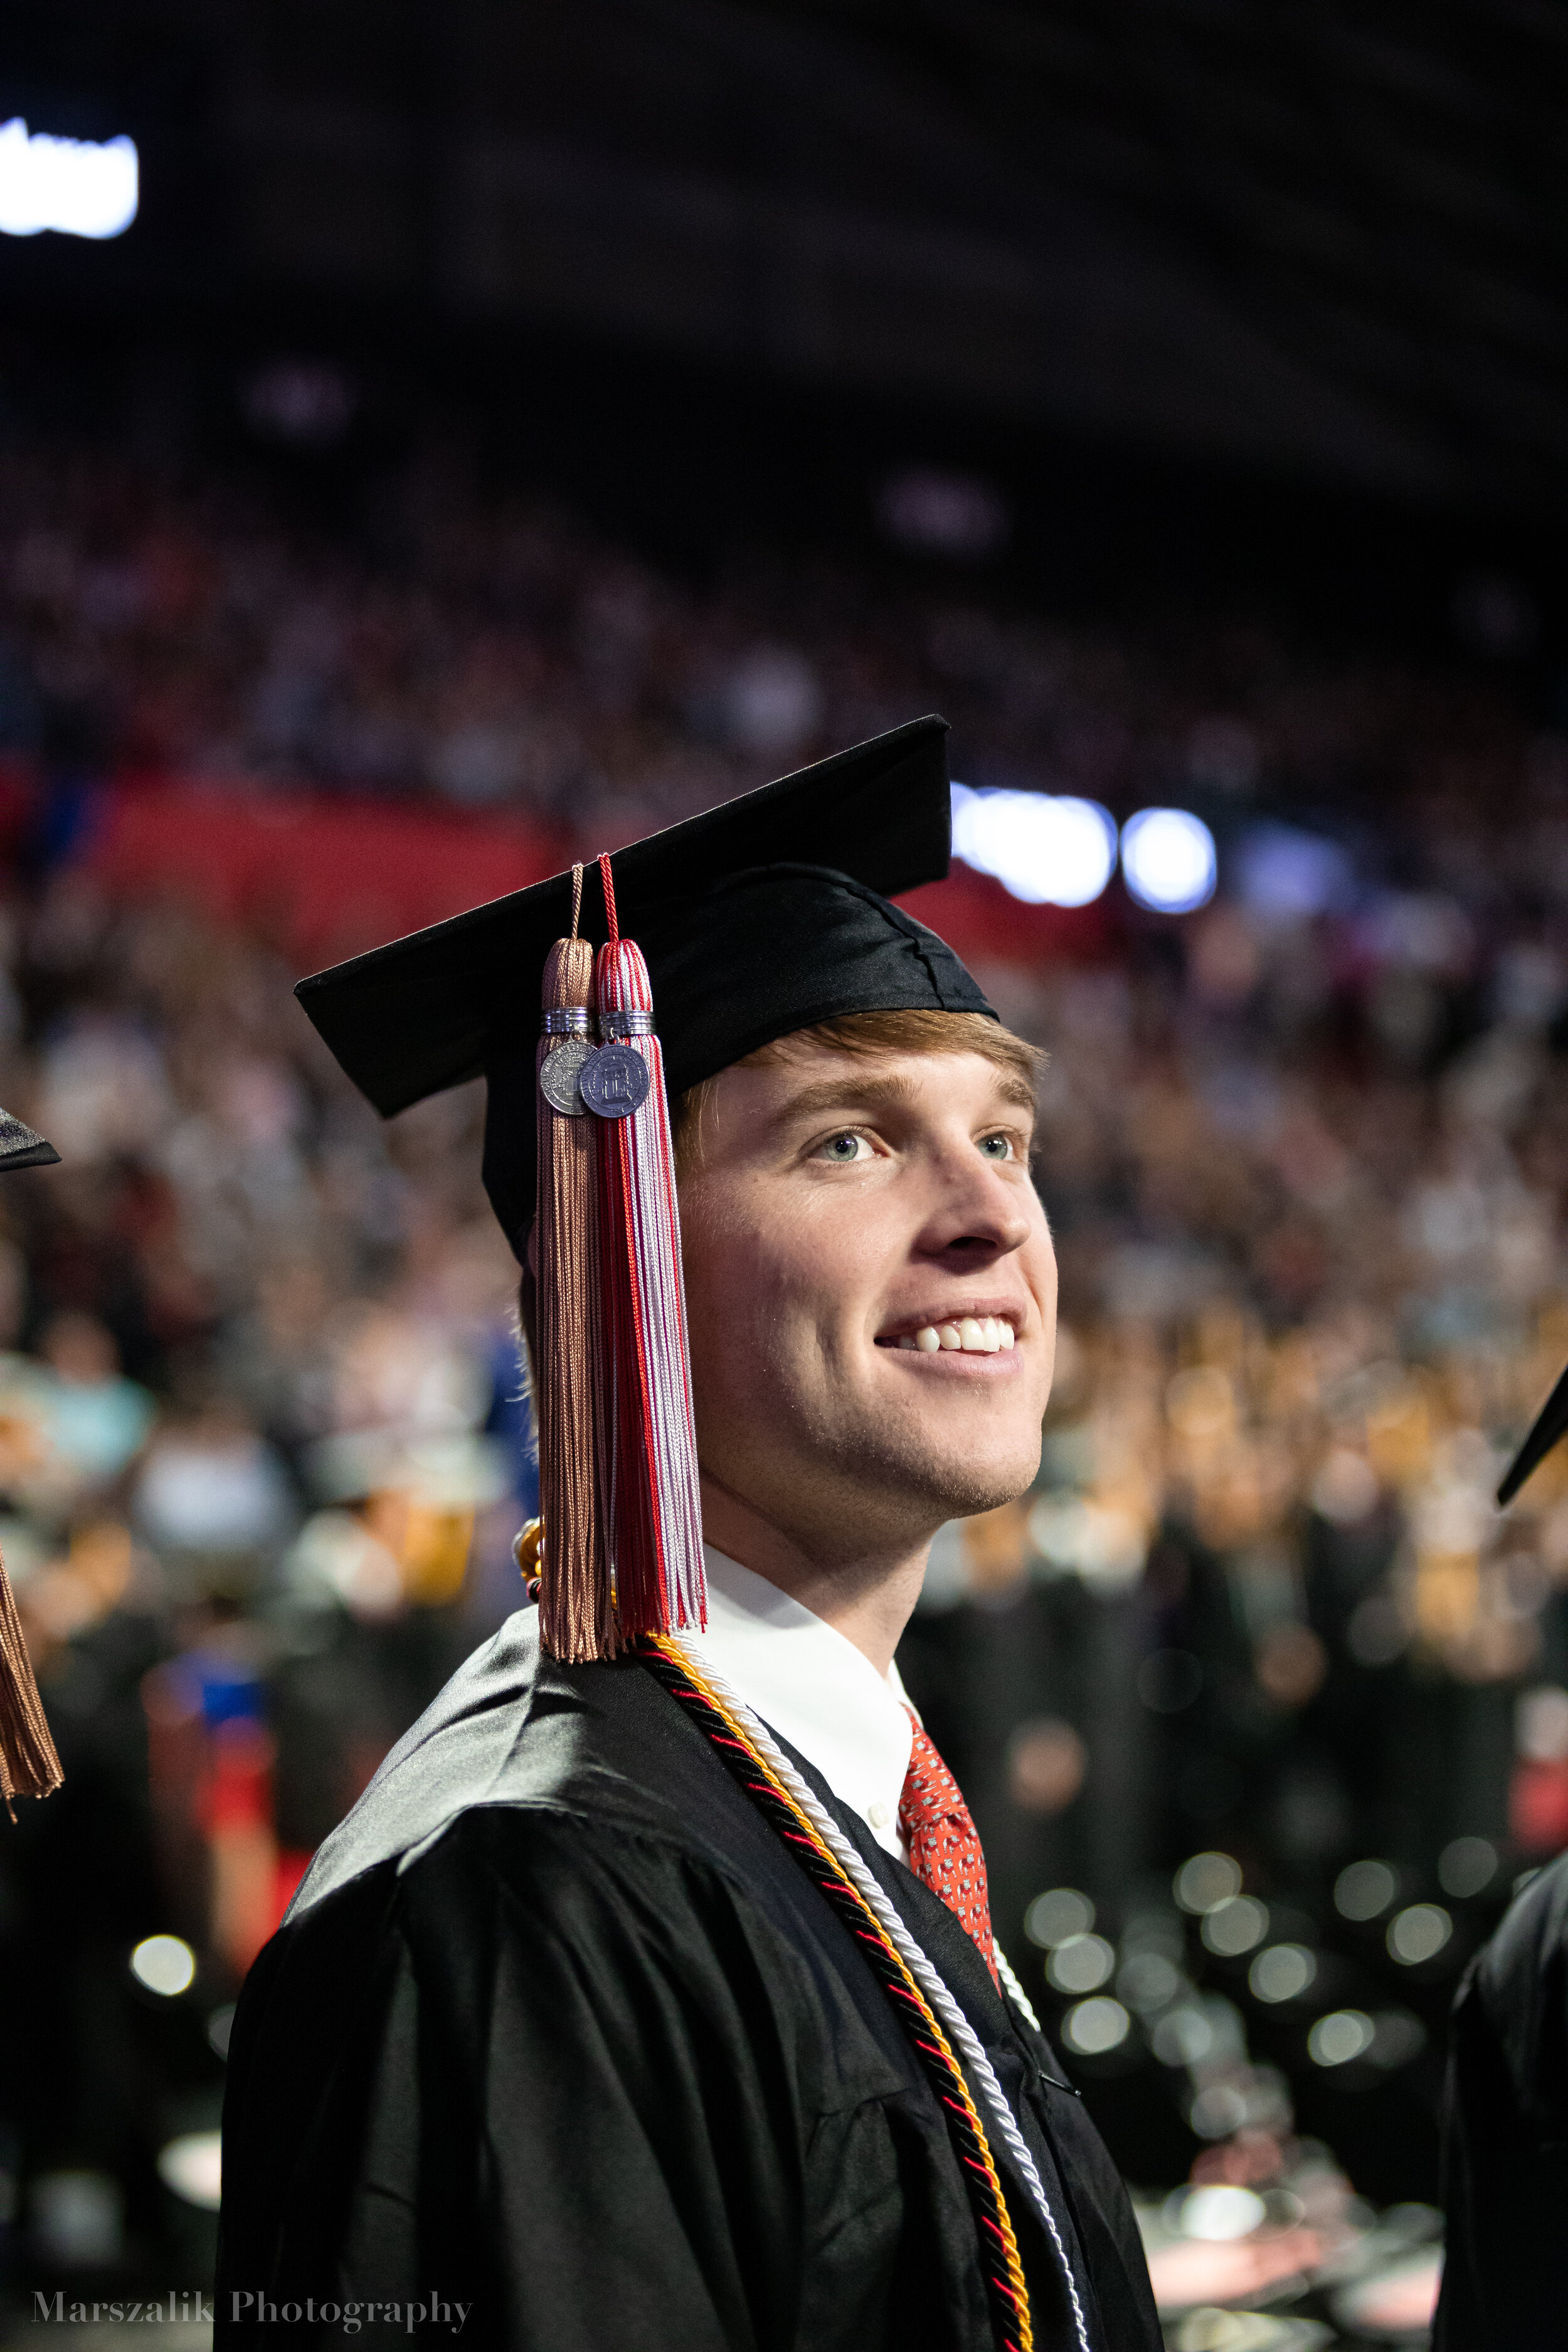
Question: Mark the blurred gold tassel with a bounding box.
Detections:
[0,1545,61,1816]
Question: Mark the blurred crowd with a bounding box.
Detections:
[0,860,532,2287]
[0,421,1564,2308]
[903,928,1568,2222]
[0,430,1542,856]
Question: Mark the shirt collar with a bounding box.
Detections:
[679,1545,913,1860]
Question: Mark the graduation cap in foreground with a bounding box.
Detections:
[0,1109,58,1174]
[297,716,995,1663]
[1497,1362,1568,1507]
[0,1103,61,1811]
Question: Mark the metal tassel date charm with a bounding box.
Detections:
[581,1041,652,1120]
[539,1037,593,1115]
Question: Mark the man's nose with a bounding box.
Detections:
[918,1150,1036,1258]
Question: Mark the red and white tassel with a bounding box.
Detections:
[592,852,706,1639]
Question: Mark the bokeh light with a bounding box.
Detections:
[1235,821,1355,917]
[1334,1859,1398,1921]
[1023,1887,1094,1947]
[1120,807,1217,913]
[1200,1895,1269,1956]
[1439,1836,1498,1898]
[1174,1853,1243,1914]
[1176,2185,1266,2242]
[951,784,1118,906]
[1387,1904,1453,1966]
[1152,2007,1214,2066]
[130,1935,196,1998]
[1118,1951,1180,2013]
[1249,1944,1317,2004]
[1061,1996,1130,2055]
[1046,1932,1116,1994]
[0,119,139,241]
[156,2131,222,2211]
[1308,2010,1375,2067]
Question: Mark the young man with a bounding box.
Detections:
[217,721,1160,2351]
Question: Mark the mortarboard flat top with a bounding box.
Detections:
[1497,1361,1568,1507]
[0,1110,58,1173]
[295,716,997,1259]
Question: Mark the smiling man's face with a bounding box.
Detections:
[677,1029,1057,1573]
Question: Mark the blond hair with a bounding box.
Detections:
[670,1007,1041,1175]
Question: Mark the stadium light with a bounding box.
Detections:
[130,1934,196,1996]
[951,784,1116,908]
[1120,807,1217,914]
[157,2131,222,2212]
[0,118,139,241]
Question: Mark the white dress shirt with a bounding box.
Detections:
[679,1545,914,1860]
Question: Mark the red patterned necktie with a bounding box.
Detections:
[898,1712,999,1985]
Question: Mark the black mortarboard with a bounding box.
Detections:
[0,1110,59,1173]
[1497,1362,1568,1507]
[296,717,994,1261]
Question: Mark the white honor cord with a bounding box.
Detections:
[994,1943,1044,2034]
[675,1641,1094,2352]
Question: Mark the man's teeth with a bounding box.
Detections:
[898,1318,1015,1353]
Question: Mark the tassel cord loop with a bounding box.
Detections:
[598,850,620,943]
[593,935,706,1637]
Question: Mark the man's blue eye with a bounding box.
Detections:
[822,1133,863,1161]
[978,1135,1013,1160]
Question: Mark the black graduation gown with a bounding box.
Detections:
[216,1606,1160,2352]
[1435,1850,1568,2351]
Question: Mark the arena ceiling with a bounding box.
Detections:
[3,0,1566,514]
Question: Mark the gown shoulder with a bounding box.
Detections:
[284,1604,748,1917]
[1435,1850,1568,2349]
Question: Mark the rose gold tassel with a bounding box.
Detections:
[0,1544,61,1816]
[535,883,616,1662]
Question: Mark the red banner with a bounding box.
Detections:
[63,775,1112,969]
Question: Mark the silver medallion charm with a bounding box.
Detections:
[581,1041,652,1119]
[539,1038,593,1116]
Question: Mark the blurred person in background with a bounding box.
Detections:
[133,1388,295,1572]
[0,1106,174,2284]
[31,1311,156,1501]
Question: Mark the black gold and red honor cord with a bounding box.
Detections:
[637,1635,1034,2352]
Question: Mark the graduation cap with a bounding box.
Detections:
[1497,1363,1568,1507]
[0,1109,58,1173]
[297,716,995,1664]
[297,716,988,1255]
[0,1102,61,1812]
